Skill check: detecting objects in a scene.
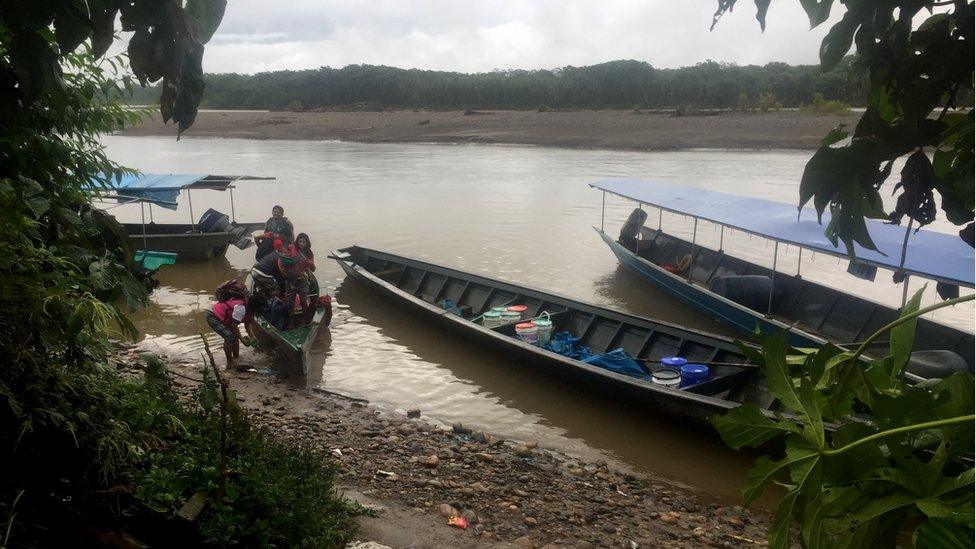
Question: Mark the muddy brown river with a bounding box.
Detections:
[102,135,973,501]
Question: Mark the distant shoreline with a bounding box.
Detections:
[120,109,858,151]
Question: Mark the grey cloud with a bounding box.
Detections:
[203,0,844,74]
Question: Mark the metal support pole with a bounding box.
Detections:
[718,226,724,252]
[230,186,236,223]
[634,203,642,253]
[657,208,662,230]
[796,248,802,277]
[187,189,196,232]
[140,201,148,252]
[688,217,698,282]
[600,191,605,232]
[148,202,154,223]
[901,275,911,308]
[768,241,779,315]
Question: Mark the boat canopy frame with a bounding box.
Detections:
[591,179,975,303]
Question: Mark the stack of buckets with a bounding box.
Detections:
[651,356,710,388]
[483,304,553,347]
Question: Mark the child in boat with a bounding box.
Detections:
[277,244,311,327]
[207,291,260,369]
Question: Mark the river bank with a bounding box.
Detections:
[124,344,770,549]
[120,109,855,151]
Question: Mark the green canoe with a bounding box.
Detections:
[247,273,329,376]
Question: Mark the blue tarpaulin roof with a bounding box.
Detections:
[591,178,974,287]
[103,173,270,210]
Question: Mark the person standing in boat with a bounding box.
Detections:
[254,206,294,260]
[206,285,258,370]
[278,244,311,327]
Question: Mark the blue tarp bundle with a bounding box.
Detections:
[590,178,974,287]
[583,349,649,380]
[110,173,208,210]
[544,332,649,380]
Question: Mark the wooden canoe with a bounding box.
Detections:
[246,273,328,376]
[331,245,782,427]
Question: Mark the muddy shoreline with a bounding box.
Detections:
[120,346,770,548]
[120,109,855,151]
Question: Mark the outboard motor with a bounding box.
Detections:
[619,208,648,241]
[198,208,255,250]
[708,275,772,312]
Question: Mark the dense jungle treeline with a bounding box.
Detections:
[131,58,891,110]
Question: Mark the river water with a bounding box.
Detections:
[102,135,973,501]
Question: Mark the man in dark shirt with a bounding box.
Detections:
[263,205,295,246]
[251,250,283,297]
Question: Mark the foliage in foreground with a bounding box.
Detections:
[712,289,975,548]
[1,354,357,547]
[0,2,352,546]
[713,0,975,253]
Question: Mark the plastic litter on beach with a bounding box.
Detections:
[447,516,468,529]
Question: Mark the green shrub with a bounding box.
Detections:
[807,92,852,114]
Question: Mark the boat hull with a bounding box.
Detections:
[597,226,975,371]
[247,274,328,376]
[598,229,819,348]
[332,246,769,427]
[125,222,264,261]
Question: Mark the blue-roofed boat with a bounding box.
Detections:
[96,173,271,260]
[590,179,975,375]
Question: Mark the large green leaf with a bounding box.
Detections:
[799,0,835,28]
[759,330,802,411]
[819,11,860,71]
[768,488,800,549]
[710,404,800,449]
[743,440,818,506]
[185,0,227,44]
[916,499,976,528]
[913,518,975,549]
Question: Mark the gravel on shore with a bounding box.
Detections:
[118,345,772,549]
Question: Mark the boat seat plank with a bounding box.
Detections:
[689,247,724,285]
[371,267,403,278]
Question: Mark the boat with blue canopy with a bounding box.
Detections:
[590,178,974,374]
[93,173,271,260]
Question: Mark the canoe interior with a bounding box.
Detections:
[339,246,773,407]
[248,274,327,375]
[617,225,975,368]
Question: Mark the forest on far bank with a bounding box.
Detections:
[129,58,974,112]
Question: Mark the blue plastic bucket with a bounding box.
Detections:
[679,364,710,387]
[661,356,687,368]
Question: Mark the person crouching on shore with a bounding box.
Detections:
[207,292,262,369]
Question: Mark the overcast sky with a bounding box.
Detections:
[202,1,843,74]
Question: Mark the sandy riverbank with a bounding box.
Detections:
[117,345,770,549]
[121,109,856,151]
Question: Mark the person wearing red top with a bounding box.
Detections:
[277,244,311,328]
[206,295,259,369]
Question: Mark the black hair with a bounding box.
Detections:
[272,205,284,213]
[296,232,313,258]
